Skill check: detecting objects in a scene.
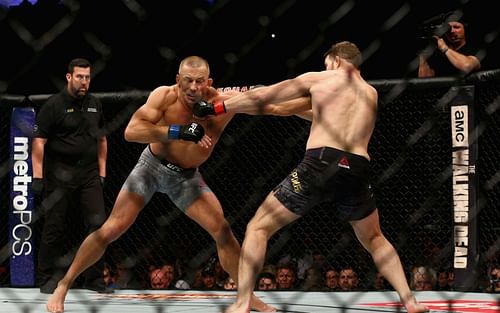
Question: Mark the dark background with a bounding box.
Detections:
[1,0,499,95]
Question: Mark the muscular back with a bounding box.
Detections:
[222,58,378,161]
[307,70,377,160]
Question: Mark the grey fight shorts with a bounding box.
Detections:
[273,146,376,221]
[121,146,211,212]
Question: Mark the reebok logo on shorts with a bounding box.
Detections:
[338,156,350,169]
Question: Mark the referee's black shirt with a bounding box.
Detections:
[34,88,105,166]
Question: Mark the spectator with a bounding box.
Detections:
[32,57,108,294]
[278,250,313,281]
[256,272,277,291]
[338,266,359,291]
[311,251,328,272]
[113,260,143,289]
[172,258,191,290]
[373,271,391,291]
[199,269,219,290]
[485,265,500,292]
[275,262,297,290]
[170,260,191,290]
[447,270,455,290]
[149,268,171,289]
[103,264,117,289]
[300,266,325,291]
[418,11,480,77]
[436,267,454,291]
[324,267,339,291]
[148,262,190,290]
[410,265,436,291]
[190,267,204,290]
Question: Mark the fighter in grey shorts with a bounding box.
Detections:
[273,146,376,221]
[122,145,211,212]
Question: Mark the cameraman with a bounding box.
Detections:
[418,15,480,77]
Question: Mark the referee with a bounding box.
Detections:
[32,58,108,294]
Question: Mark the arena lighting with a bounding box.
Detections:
[0,0,38,8]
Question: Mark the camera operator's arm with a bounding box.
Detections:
[436,36,481,74]
[418,53,435,78]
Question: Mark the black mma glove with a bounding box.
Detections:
[99,176,105,187]
[32,178,44,197]
[193,100,226,118]
[167,122,205,143]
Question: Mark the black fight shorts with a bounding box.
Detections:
[273,147,376,221]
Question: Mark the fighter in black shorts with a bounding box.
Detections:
[193,41,429,313]
[274,146,375,220]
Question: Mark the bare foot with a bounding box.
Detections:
[250,294,276,312]
[46,283,69,313]
[224,294,275,313]
[405,300,429,313]
[224,302,249,313]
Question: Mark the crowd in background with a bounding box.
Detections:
[95,249,500,293]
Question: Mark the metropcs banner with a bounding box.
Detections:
[9,107,36,286]
[450,86,478,290]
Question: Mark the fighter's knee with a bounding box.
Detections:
[218,219,233,234]
[246,215,266,232]
[99,220,129,243]
[245,220,270,239]
[246,219,258,233]
[209,219,233,240]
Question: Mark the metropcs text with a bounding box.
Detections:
[11,136,33,257]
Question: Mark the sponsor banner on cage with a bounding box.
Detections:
[450,86,477,290]
[9,107,36,286]
[216,85,262,93]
